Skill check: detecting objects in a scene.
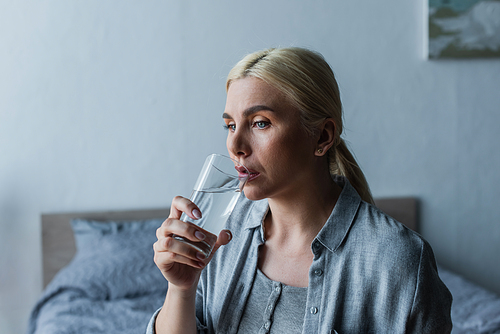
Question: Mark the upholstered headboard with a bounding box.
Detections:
[373,197,418,232]
[41,197,417,288]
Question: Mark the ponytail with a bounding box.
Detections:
[329,139,374,205]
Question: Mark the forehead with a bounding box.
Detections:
[225,77,291,112]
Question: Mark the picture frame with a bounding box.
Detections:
[426,0,500,59]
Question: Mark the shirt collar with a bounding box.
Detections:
[242,175,362,252]
[315,175,361,253]
[243,198,269,230]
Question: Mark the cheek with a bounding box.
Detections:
[279,132,315,168]
[263,135,305,172]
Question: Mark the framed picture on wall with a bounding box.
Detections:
[427,0,500,59]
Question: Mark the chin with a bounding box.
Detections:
[242,186,268,202]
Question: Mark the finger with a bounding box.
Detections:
[153,244,205,269]
[154,238,207,267]
[156,218,217,246]
[169,196,202,221]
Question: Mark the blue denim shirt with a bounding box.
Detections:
[147,176,452,333]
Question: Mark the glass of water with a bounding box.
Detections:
[174,154,249,258]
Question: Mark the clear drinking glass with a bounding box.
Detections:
[174,154,249,257]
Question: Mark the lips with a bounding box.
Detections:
[235,165,260,182]
[246,171,260,182]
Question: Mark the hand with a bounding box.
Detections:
[153,196,232,291]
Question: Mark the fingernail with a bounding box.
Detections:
[195,231,206,241]
[196,252,206,260]
[226,231,232,241]
[192,209,202,219]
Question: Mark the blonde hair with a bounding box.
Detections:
[226,47,374,204]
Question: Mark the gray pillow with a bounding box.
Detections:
[63,218,167,299]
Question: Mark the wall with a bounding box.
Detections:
[1,1,499,332]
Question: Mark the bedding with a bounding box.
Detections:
[439,267,500,334]
[28,218,167,334]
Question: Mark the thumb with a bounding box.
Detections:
[208,230,232,258]
[217,229,232,246]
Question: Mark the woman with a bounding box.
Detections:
[148,47,452,333]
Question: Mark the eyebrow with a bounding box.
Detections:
[222,105,275,119]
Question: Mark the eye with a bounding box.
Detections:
[223,123,236,131]
[253,120,270,129]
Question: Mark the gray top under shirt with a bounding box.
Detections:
[237,268,307,334]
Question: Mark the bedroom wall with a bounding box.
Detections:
[1,0,499,332]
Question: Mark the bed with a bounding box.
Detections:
[28,199,500,334]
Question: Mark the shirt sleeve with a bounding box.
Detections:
[407,241,453,333]
[145,308,161,334]
[145,307,207,334]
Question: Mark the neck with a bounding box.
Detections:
[264,171,342,246]
[257,167,342,287]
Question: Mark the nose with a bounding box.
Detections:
[226,127,251,159]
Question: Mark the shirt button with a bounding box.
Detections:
[264,321,271,330]
[275,286,281,293]
[314,269,323,276]
[310,306,318,314]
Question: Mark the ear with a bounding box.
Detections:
[315,118,336,156]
